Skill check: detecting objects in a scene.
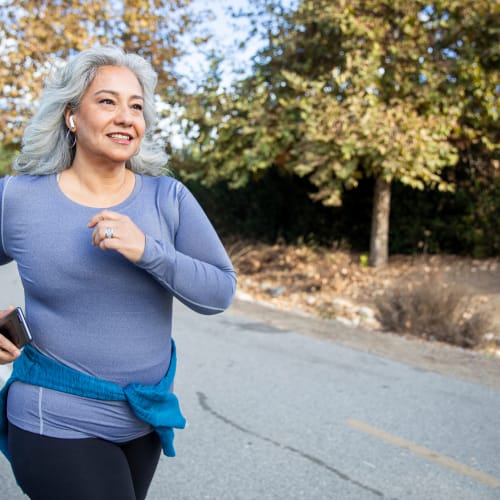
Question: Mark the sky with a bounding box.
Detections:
[174,0,262,88]
[175,0,297,88]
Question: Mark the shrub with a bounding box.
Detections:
[375,278,492,349]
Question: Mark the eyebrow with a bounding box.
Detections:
[93,89,144,101]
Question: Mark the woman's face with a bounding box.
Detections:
[70,65,146,167]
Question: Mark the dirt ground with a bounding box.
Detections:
[228,241,500,357]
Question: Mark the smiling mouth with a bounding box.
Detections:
[108,133,133,140]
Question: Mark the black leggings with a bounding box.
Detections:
[8,422,161,500]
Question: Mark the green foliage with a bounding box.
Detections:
[175,163,499,257]
[181,168,348,245]
[172,166,375,251]
[389,180,500,257]
[177,0,498,259]
[0,145,17,176]
[182,0,483,196]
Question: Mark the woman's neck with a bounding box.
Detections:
[58,165,135,208]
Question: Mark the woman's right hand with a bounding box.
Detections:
[0,307,21,364]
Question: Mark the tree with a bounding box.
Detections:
[0,144,16,176]
[178,0,498,266]
[0,0,196,146]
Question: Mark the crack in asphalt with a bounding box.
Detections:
[197,391,395,499]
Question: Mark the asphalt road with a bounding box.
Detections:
[1,262,499,499]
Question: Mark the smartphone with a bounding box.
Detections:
[0,307,33,348]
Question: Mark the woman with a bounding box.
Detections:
[0,46,236,499]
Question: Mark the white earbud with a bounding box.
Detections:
[69,116,75,129]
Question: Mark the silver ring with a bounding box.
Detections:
[104,227,114,239]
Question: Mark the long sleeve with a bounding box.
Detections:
[135,181,236,315]
[0,176,13,265]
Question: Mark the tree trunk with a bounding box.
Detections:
[369,177,391,267]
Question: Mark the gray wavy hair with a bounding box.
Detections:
[14,46,168,175]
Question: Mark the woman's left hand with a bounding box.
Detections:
[88,210,146,263]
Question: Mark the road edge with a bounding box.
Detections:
[229,297,500,391]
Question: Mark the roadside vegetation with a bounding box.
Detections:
[375,279,492,349]
[227,239,498,352]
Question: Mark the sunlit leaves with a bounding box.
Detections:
[0,0,195,144]
[178,0,497,220]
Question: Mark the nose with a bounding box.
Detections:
[114,104,133,126]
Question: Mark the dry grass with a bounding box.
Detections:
[227,239,499,351]
[375,278,492,349]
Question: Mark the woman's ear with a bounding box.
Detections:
[64,109,75,130]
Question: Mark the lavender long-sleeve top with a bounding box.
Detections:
[0,173,236,442]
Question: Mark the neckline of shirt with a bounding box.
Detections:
[50,172,143,210]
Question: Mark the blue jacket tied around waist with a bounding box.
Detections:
[0,341,186,461]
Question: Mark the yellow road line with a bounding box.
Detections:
[345,419,500,489]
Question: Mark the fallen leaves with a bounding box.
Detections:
[227,239,500,353]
